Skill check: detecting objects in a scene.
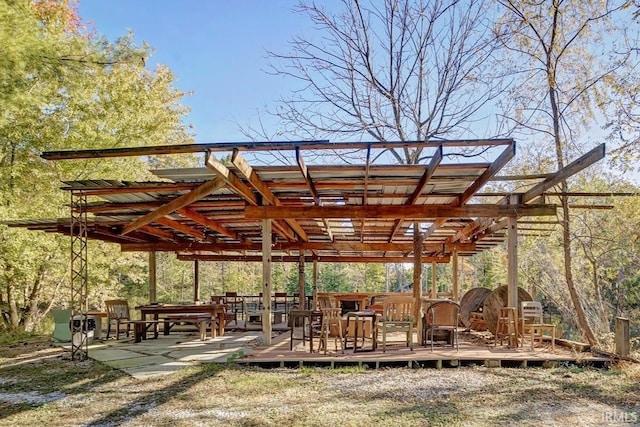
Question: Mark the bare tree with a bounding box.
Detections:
[263,0,504,165]
[496,0,631,345]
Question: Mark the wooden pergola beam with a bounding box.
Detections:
[424,142,516,239]
[232,150,308,241]
[389,145,443,241]
[245,204,557,220]
[176,254,452,263]
[296,148,334,242]
[522,144,605,203]
[177,207,244,242]
[119,241,477,253]
[206,152,295,241]
[121,178,225,235]
[154,217,204,240]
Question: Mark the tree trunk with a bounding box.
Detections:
[560,188,597,345]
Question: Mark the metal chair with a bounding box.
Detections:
[424,300,460,351]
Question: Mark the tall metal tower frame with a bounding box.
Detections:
[70,190,88,360]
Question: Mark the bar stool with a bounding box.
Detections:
[494,306,518,347]
[289,309,322,352]
[344,309,377,352]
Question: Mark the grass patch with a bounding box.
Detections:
[1,337,638,426]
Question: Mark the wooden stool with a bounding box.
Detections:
[494,307,518,347]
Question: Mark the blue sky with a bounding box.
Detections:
[79,1,308,142]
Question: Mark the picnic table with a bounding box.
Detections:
[137,303,226,338]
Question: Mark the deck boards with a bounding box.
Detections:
[232,323,610,369]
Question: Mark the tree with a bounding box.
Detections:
[496,0,631,344]
[0,0,194,332]
[264,0,504,164]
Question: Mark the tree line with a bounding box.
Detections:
[1,0,639,350]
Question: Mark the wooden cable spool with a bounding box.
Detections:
[482,285,532,334]
[459,287,492,328]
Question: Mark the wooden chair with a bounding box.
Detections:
[520,301,555,351]
[424,300,460,351]
[495,306,518,347]
[105,299,135,340]
[224,292,244,321]
[376,296,414,352]
[319,307,344,354]
[273,292,289,322]
[317,294,335,309]
[211,295,237,328]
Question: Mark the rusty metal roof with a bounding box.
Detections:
[5,140,606,263]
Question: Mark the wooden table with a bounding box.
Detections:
[137,304,226,337]
[333,294,370,314]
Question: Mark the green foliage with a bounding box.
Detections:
[0,0,193,331]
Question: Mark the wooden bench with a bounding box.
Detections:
[132,320,162,343]
[161,313,212,340]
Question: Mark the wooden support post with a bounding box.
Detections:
[149,251,157,303]
[312,259,318,310]
[431,262,437,299]
[507,215,518,309]
[298,251,305,309]
[193,259,200,302]
[262,219,272,345]
[452,250,459,302]
[615,317,630,357]
[413,222,423,339]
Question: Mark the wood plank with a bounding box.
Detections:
[245,204,557,219]
[154,217,204,239]
[176,254,452,263]
[296,148,334,242]
[177,207,244,242]
[232,151,308,241]
[389,146,443,241]
[460,141,516,203]
[522,144,605,203]
[121,178,225,235]
[119,241,476,253]
[205,153,259,205]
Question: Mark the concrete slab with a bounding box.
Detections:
[122,361,195,380]
[88,348,145,362]
[104,355,172,369]
[168,346,251,363]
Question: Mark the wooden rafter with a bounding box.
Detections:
[296,147,333,244]
[121,177,225,235]
[425,142,516,239]
[139,225,175,240]
[119,241,476,253]
[177,207,245,242]
[245,204,556,220]
[154,216,204,240]
[389,145,443,242]
[522,144,605,204]
[176,254,452,263]
[206,152,295,241]
[232,150,308,241]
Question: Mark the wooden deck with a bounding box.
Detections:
[231,322,610,369]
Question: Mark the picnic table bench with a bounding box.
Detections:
[161,312,212,341]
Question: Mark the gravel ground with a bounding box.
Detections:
[0,339,638,426]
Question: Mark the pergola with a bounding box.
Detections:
[10,139,605,358]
